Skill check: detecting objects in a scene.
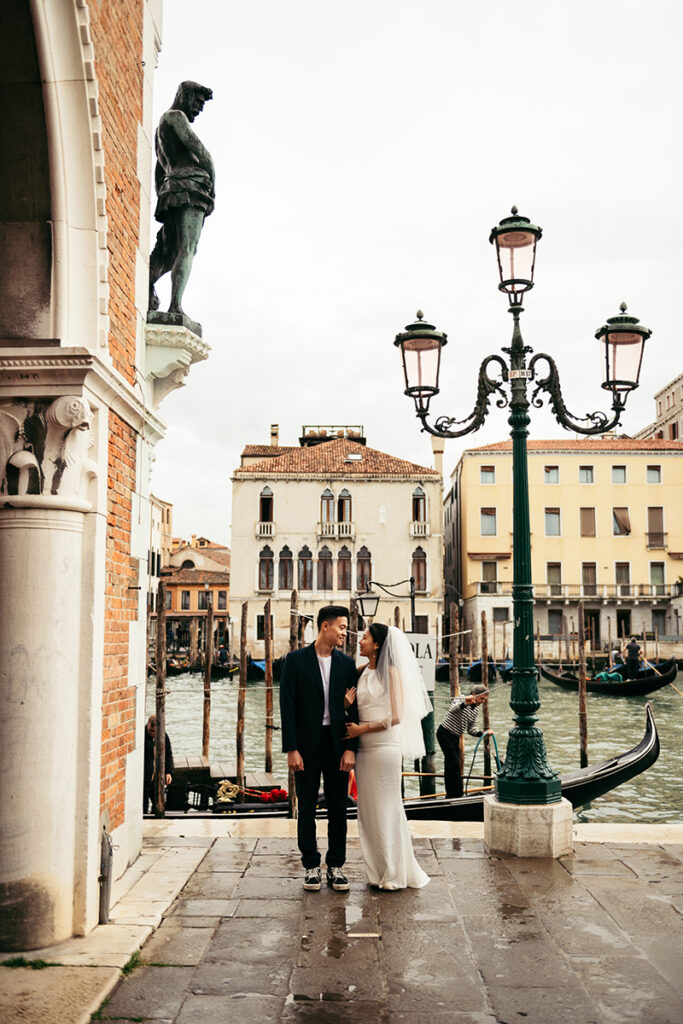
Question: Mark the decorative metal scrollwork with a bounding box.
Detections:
[528,352,622,435]
[418,355,509,438]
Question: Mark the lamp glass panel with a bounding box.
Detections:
[496,229,536,291]
[604,333,644,389]
[402,336,441,394]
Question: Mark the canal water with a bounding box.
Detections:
[146,670,683,823]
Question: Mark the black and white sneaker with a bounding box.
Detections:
[303,867,322,891]
[326,866,350,891]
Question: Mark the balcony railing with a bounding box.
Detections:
[317,521,336,538]
[473,582,677,600]
[410,521,430,538]
[256,521,274,538]
[646,531,667,548]
[337,522,354,538]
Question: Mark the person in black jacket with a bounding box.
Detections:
[280,605,359,891]
[143,714,174,813]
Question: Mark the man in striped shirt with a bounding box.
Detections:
[436,685,490,798]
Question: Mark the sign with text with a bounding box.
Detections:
[405,633,437,693]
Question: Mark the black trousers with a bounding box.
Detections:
[295,726,349,869]
[437,725,464,799]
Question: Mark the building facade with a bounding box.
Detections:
[445,439,683,654]
[148,495,173,611]
[0,1,208,949]
[634,372,683,441]
[231,428,444,657]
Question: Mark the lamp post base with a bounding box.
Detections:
[495,776,562,805]
[484,794,573,858]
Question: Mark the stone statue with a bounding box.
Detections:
[148,81,215,321]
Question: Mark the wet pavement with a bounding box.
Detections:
[99,831,682,1024]
[2,823,682,1024]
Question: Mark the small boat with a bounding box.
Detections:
[200,705,659,822]
[467,657,496,684]
[539,657,677,697]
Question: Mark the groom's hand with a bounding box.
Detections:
[340,750,355,773]
[287,750,304,772]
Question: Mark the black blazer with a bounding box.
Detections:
[280,643,359,759]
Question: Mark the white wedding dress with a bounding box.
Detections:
[355,667,430,890]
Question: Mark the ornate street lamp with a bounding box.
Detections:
[358,577,416,632]
[395,208,651,806]
[357,589,380,619]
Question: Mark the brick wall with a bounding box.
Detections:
[101,410,139,827]
[89,0,144,384]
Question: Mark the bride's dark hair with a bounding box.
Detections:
[368,622,388,659]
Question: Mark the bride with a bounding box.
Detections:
[344,623,431,890]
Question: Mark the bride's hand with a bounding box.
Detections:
[345,722,362,738]
[344,686,357,709]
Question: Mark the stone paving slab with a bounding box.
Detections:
[140,920,215,966]
[99,964,195,1020]
[0,965,119,1024]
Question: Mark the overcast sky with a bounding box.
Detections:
[149,0,682,546]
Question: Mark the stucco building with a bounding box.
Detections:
[634,372,683,442]
[445,438,683,652]
[231,426,444,657]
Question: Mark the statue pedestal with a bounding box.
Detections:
[145,318,210,407]
[484,795,573,858]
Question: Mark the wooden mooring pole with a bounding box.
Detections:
[236,601,248,799]
[154,580,167,817]
[480,610,491,780]
[202,593,213,759]
[288,590,298,819]
[577,599,589,769]
[264,598,273,773]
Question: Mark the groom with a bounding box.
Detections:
[280,605,359,891]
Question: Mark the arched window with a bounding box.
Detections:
[357,545,372,591]
[412,546,427,593]
[412,486,426,522]
[338,546,351,591]
[181,559,195,569]
[320,488,334,524]
[259,485,273,522]
[258,545,274,591]
[278,545,293,591]
[338,488,352,523]
[298,545,313,591]
[317,546,333,591]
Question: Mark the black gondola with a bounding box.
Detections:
[200,705,659,821]
[539,657,677,696]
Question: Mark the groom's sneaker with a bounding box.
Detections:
[303,867,322,891]
[326,866,350,891]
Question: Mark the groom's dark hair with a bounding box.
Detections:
[317,605,350,630]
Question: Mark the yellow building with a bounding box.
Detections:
[445,438,683,652]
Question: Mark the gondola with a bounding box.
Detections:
[539,657,677,696]
[198,705,659,822]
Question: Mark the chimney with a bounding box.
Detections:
[270,423,279,447]
[191,533,197,548]
[431,435,444,480]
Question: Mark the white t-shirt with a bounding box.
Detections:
[317,654,332,725]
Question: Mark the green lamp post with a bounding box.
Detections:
[394,208,651,805]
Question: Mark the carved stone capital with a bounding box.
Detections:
[145,322,210,408]
[0,396,98,508]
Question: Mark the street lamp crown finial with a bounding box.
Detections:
[620,301,627,312]
[511,205,518,215]
[416,309,424,320]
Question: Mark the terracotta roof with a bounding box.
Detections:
[466,438,683,453]
[203,549,231,567]
[241,445,300,458]
[161,568,230,585]
[235,438,439,478]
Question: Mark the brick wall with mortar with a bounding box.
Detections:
[101,411,139,827]
[89,0,144,385]
[88,1,145,827]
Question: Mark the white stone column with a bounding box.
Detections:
[0,395,97,950]
[0,502,86,949]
